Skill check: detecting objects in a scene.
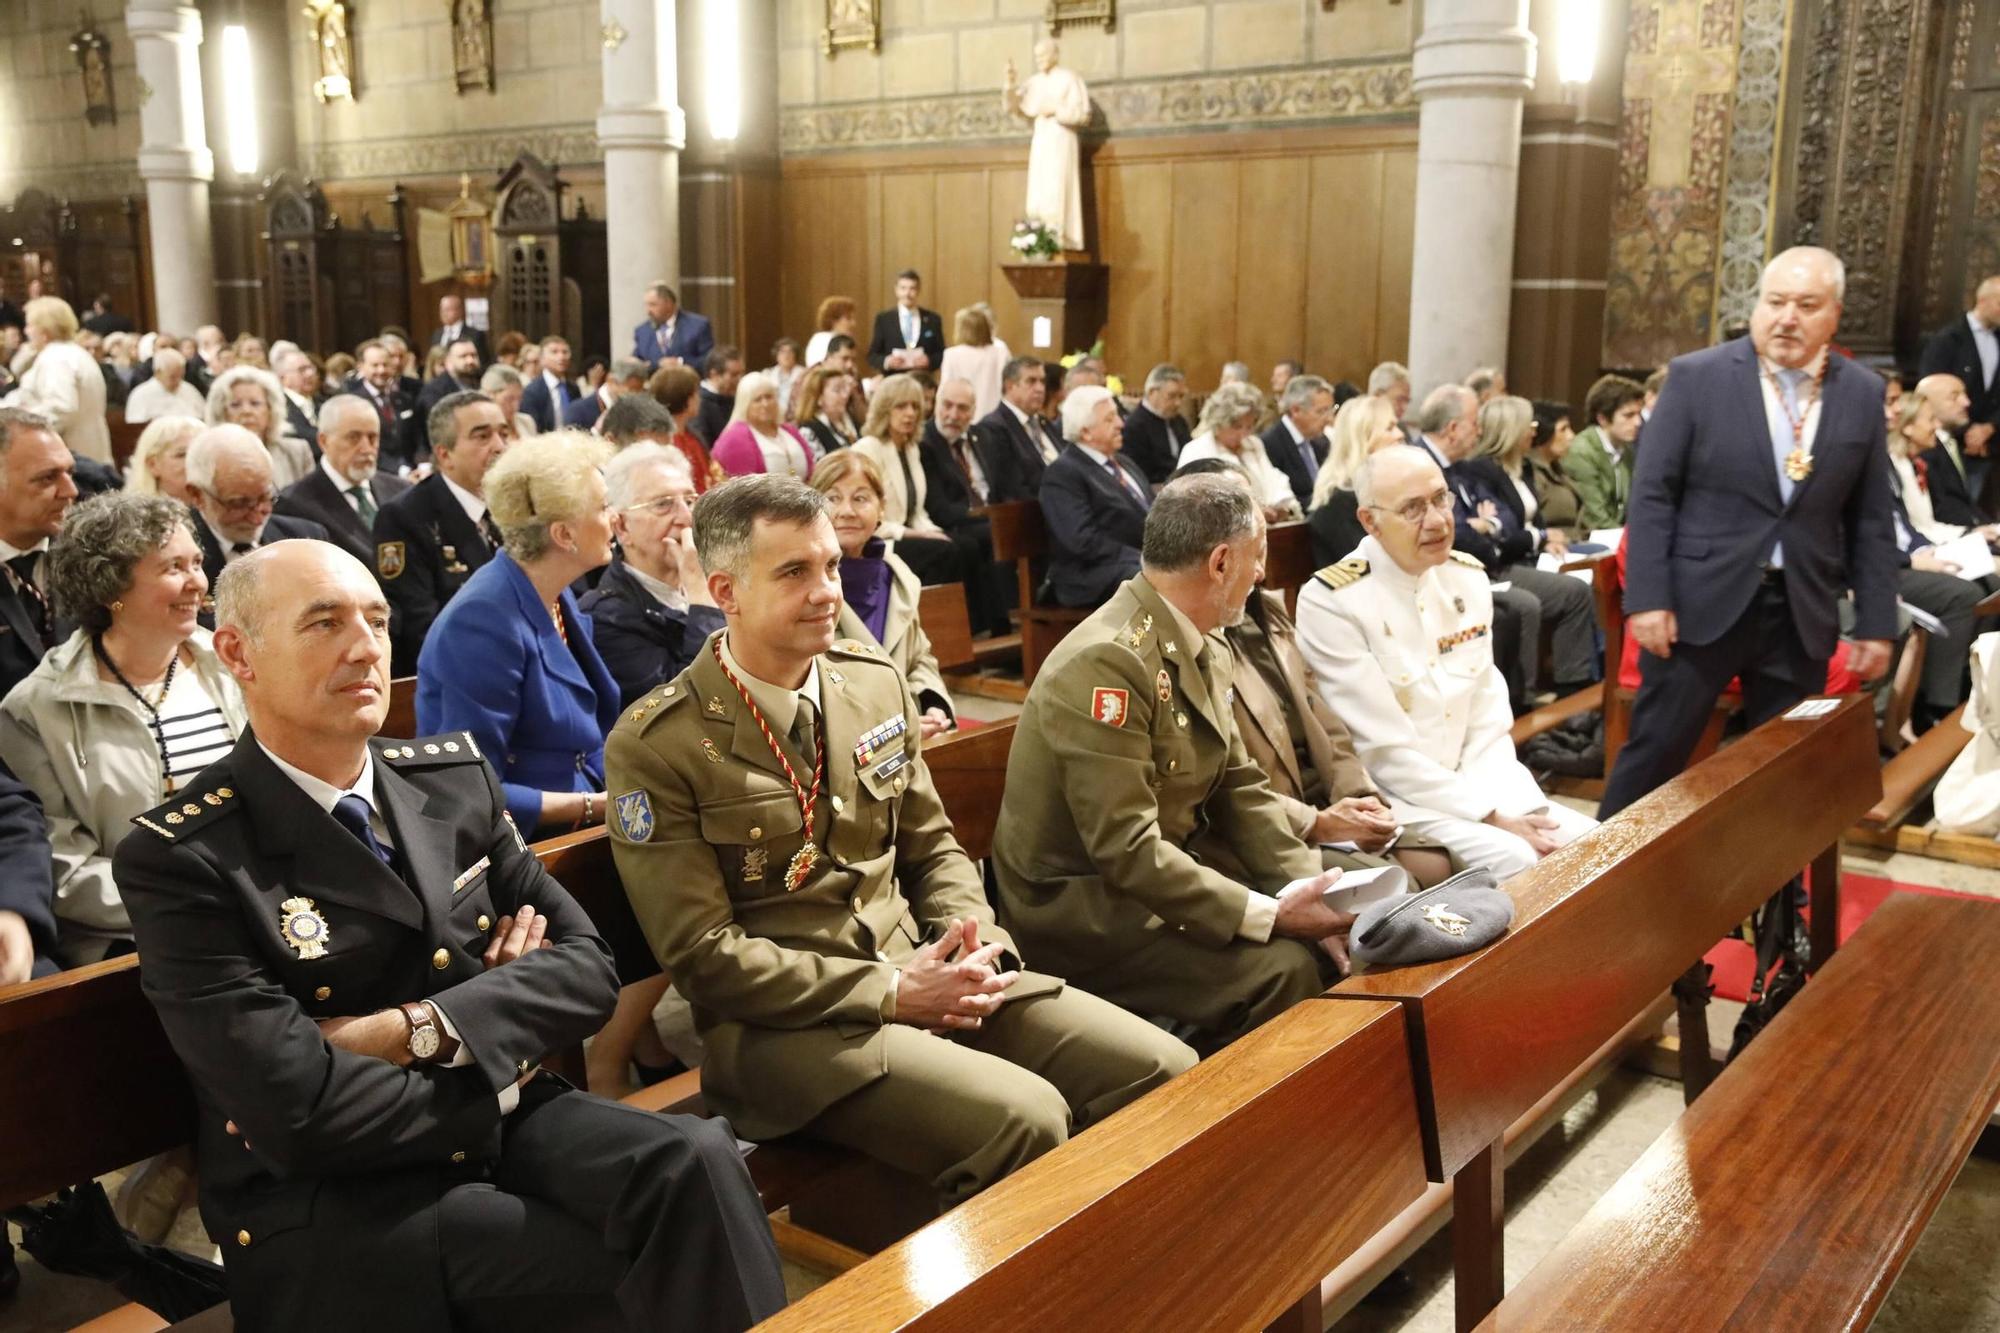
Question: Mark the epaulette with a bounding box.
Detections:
[829,638,883,659]
[1312,557,1370,592]
[625,680,693,733]
[1447,550,1487,570]
[1118,612,1156,653]
[133,783,242,842]
[374,732,485,765]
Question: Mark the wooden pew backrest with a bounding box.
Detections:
[1261,520,1314,614]
[0,956,197,1208]
[756,998,1429,1333]
[916,583,975,672]
[923,720,1015,862]
[383,674,419,741]
[534,826,661,986]
[1331,694,1881,1180]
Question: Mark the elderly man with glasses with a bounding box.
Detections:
[580,442,726,708]
[1295,444,1597,880]
[183,424,330,619]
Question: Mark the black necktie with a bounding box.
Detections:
[952,438,985,504]
[331,794,394,867]
[897,445,921,525]
[6,553,49,640]
[480,511,504,552]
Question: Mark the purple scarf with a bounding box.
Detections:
[839,539,893,643]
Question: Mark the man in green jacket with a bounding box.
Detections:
[1565,374,1646,534]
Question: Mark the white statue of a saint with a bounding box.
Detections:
[1003,40,1091,252]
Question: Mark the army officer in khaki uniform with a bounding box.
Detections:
[994,474,1356,1052]
[606,476,1191,1206]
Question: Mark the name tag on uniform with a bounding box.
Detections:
[854,715,908,768]
[453,856,490,893]
[870,750,911,783]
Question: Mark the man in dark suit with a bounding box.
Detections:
[276,394,414,567]
[112,539,786,1333]
[375,392,509,673]
[632,282,714,369]
[1260,375,1334,505]
[866,270,945,374]
[80,293,134,337]
[1122,365,1191,485]
[922,378,1010,635]
[972,356,1058,503]
[1601,246,1898,819]
[565,359,651,433]
[428,294,490,367]
[186,426,333,609]
[1041,387,1151,608]
[690,347,743,447]
[410,338,487,461]
[1917,372,1990,527]
[0,757,53,985]
[277,347,322,446]
[0,409,79,699]
[1918,275,1999,503]
[517,335,576,435]
[346,339,421,472]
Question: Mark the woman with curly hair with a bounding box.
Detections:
[206,364,313,488]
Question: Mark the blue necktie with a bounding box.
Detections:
[331,793,394,867]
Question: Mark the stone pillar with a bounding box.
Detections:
[599,0,687,360]
[1406,0,1536,394]
[126,0,217,334]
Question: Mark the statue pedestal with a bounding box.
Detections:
[1002,257,1106,357]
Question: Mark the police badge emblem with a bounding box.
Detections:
[280,897,331,959]
[614,790,655,842]
[376,541,406,580]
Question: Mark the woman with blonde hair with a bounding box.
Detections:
[1177,382,1296,520]
[1306,394,1405,564]
[792,363,858,458]
[810,450,956,738]
[4,296,110,462]
[710,371,814,479]
[123,415,204,498]
[205,365,313,489]
[853,372,963,586]
[938,303,1011,417]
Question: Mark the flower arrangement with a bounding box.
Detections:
[1059,343,1122,396]
[1009,218,1061,262]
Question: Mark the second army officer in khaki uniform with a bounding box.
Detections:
[606,477,1191,1206]
[995,474,1357,1053]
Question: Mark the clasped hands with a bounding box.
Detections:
[895,917,1018,1034]
[1310,795,1398,852]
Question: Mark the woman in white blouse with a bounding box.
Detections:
[4,297,110,463]
[711,371,816,479]
[853,373,964,586]
[938,304,1011,419]
[1891,392,1999,550]
[1177,382,1299,520]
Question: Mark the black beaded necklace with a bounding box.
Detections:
[94,635,179,795]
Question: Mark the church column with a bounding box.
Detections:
[125,0,217,334]
[598,0,687,359]
[1406,0,1536,393]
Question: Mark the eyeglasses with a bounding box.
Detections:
[1366,490,1455,525]
[202,486,275,515]
[624,493,697,516]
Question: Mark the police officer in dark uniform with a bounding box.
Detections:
[374,390,510,673]
[112,539,785,1333]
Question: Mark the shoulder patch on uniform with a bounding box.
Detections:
[613,789,655,842]
[1090,686,1131,727]
[1447,550,1486,570]
[375,735,485,765]
[376,541,405,580]
[132,784,241,841]
[1312,557,1370,592]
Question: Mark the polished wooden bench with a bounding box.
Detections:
[1260,519,1314,614]
[381,674,419,741]
[1476,890,2000,1332]
[1327,694,1881,1329]
[915,583,975,672]
[753,997,1430,1333]
[986,500,1089,685]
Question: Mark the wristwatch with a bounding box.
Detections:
[400,1000,461,1065]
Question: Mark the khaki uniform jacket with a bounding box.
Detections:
[605,635,1057,1140]
[993,575,1320,977]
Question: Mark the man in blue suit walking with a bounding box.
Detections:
[1601,245,1898,818]
[632,282,714,370]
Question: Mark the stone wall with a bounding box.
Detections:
[775,0,1418,152]
[0,2,145,201]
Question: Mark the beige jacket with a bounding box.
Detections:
[0,628,246,960]
[834,550,951,711]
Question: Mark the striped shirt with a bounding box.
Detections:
[157,668,236,792]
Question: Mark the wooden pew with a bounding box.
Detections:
[753,997,1431,1333]
[382,675,419,741]
[108,414,143,474]
[1326,694,1881,1329]
[1476,890,2000,1331]
[986,500,1088,685]
[915,583,975,673]
[1259,520,1314,614]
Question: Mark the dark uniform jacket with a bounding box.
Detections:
[0,562,67,701]
[374,472,496,674]
[275,465,413,567]
[112,732,617,1332]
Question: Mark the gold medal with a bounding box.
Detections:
[280,896,330,959]
[713,640,826,894]
[784,843,820,891]
[1784,447,1813,482]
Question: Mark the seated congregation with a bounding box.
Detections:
[3,259,2000,1333]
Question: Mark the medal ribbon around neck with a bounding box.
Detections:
[712,639,825,890]
[1763,353,1829,483]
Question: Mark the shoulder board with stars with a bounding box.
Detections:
[1312,557,1370,592]
[1447,550,1487,570]
[132,784,241,841]
[1121,612,1155,652]
[625,680,693,732]
[375,733,485,766]
[828,639,885,661]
